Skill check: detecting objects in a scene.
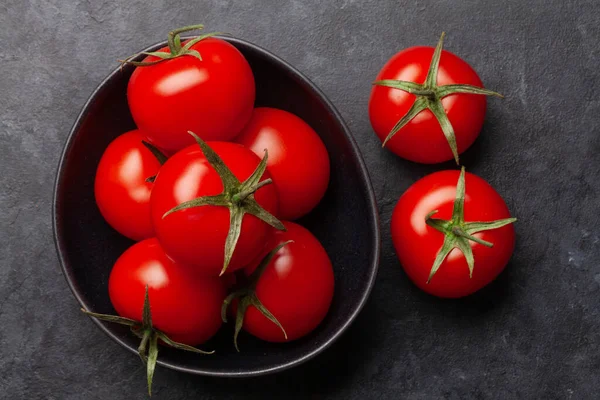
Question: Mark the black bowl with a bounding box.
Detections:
[53,37,380,377]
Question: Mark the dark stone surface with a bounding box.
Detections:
[1,0,598,398]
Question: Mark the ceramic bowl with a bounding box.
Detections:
[53,37,380,377]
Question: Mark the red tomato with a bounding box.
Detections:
[369,35,498,164]
[391,169,516,298]
[241,221,334,342]
[151,142,279,276]
[128,37,255,153]
[109,238,225,345]
[95,130,162,241]
[236,107,330,220]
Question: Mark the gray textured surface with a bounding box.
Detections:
[1,0,599,399]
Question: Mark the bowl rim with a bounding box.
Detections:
[52,35,381,378]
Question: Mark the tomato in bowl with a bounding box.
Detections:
[53,36,380,377]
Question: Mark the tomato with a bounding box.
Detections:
[236,107,330,220]
[95,130,164,241]
[369,33,501,164]
[151,141,280,276]
[108,238,225,345]
[128,35,255,153]
[391,168,516,298]
[233,221,335,343]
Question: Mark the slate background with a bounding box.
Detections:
[1,0,599,399]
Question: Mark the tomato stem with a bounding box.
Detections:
[424,167,517,282]
[118,24,225,67]
[80,286,213,396]
[451,226,493,248]
[138,329,152,363]
[232,179,273,203]
[167,24,205,53]
[221,241,293,351]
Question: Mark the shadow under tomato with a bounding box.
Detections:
[411,260,515,320]
[459,107,504,171]
[458,132,487,170]
[375,114,499,176]
[381,146,452,179]
[174,297,380,396]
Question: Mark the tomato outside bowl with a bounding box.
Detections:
[52,36,380,377]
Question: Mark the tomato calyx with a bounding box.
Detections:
[81,286,213,396]
[163,132,285,276]
[221,241,293,351]
[141,140,168,183]
[424,167,516,283]
[373,32,503,164]
[120,24,226,67]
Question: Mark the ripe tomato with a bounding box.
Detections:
[95,130,164,241]
[108,238,225,345]
[151,141,279,276]
[391,168,516,298]
[237,221,334,342]
[128,37,255,153]
[369,33,500,164]
[236,107,330,220]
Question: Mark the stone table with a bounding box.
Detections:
[1,1,598,398]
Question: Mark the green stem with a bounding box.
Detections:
[247,241,293,287]
[221,241,293,350]
[232,179,273,203]
[80,286,213,396]
[167,31,177,54]
[168,24,205,53]
[423,167,516,283]
[119,24,216,67]
[452,226,493,248]
[138,329,151,363]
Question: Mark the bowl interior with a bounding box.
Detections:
[54,37,379,376]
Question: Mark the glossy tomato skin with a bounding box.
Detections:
[391,170,515,298]
[242,221,334,342]
[95,130,162,241]
[369,47,486,164]
[108,238,225,345]
[151,142,279,276]
[128,38,255,153]
[236,107,330,220]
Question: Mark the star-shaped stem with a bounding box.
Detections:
[119,24,227,67]
[221,241,293,351]
[81,286,213,396]
[424,167,516,283]
[373,32,503,164]
[162,132,285,276]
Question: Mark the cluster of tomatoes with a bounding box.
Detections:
[369,32,517,298]
[88,25,334,394]
[82,24,519,395]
